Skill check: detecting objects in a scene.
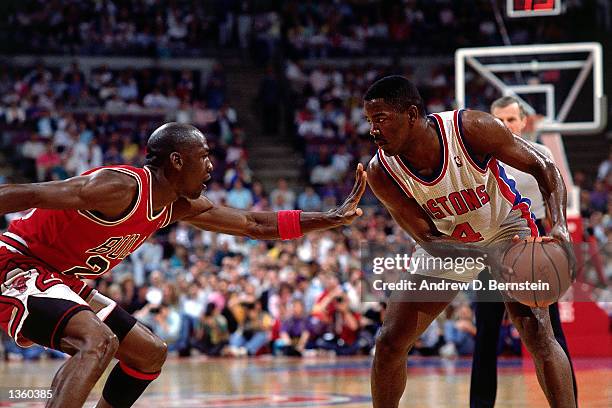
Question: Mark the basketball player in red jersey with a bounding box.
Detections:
[364,77,575,407]
[0,122,367,408]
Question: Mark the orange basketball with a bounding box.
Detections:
[500,240,573,307]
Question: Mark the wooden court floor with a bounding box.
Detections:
[0,356,609,407]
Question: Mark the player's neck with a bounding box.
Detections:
[146,165,179,210]
[398,119,441,175]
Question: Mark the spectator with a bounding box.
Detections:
[442,305,477,357]
[205,181,227,205]
[270,179,296,211]
[139,303,181,351]
[310,155,337,185]
[20,133,45,179]
[596,149,612,181]
[275,299,314,356]
[315,292,362,356]
[297,109,323,139]
[146,270,165,306]
[205,63,227,109]
[590,180,609,213]
[4,101,26,124]
[130,236,164,287]
[412,318,442,356]
[177,283,205,357]
[67,138,103,177]
[195,302,230,356]
[35,141,61,181]
[226,179,253,210]
[228,301,273,356]
[298,186,322,211]
[143,87,169,109]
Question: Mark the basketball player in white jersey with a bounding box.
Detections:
[364,76,575,407]
[470,96,577,407]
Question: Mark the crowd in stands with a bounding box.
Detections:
[281,0,609,59]
[5,1,610,60]
[0,61,251,189]
[284,60,452,203]
[4,0,282,60]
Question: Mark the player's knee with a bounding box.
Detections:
[81,327,119,362]
[133,334,167,372]
[375,328,413,357]
[519,325,555,359]
[148,337,168,371]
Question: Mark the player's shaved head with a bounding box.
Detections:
[364,75,426,116]
[145,122,206,167]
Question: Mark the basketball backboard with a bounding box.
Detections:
[455,42,606,134]
[507,0,563,18]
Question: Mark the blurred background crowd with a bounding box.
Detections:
[0,0,610,360]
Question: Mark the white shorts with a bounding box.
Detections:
[411,212,534,282]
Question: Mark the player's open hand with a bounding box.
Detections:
[330,163,367,225]
[511,226,577,281]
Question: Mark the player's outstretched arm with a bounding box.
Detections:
[0,170,137,218]
[460,110,568,243]
[180,164,367,240]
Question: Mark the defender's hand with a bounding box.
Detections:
[330,163,367,225]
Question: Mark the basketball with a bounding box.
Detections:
[501,240,574,307]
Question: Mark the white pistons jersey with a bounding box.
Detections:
[377,109,538,244]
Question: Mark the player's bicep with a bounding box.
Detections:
[180,197,256,236]
[367,157,440,243]
[463,110,550,174]
[30,171,133,212]
[386,202,441,244]
[501,137,552,176]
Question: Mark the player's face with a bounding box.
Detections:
[492,103,526,136]
[181,136,213,199]
[364,99,411,156]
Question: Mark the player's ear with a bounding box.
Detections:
[406,105,419,126]
[170,152,183,169]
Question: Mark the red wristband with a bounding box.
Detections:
[277,210,303,240]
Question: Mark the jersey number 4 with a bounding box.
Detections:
[63,255,111,277]
[451,222,484,243]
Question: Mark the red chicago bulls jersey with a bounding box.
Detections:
[0,165,172,280]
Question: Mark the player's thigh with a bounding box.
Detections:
[378,275,456,349]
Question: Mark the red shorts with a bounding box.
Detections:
[0,245,93,348]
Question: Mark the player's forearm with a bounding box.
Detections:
[299,211,344,233]
[0,184,38,215]
[245,210,342,240]
[536,161,567,227]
